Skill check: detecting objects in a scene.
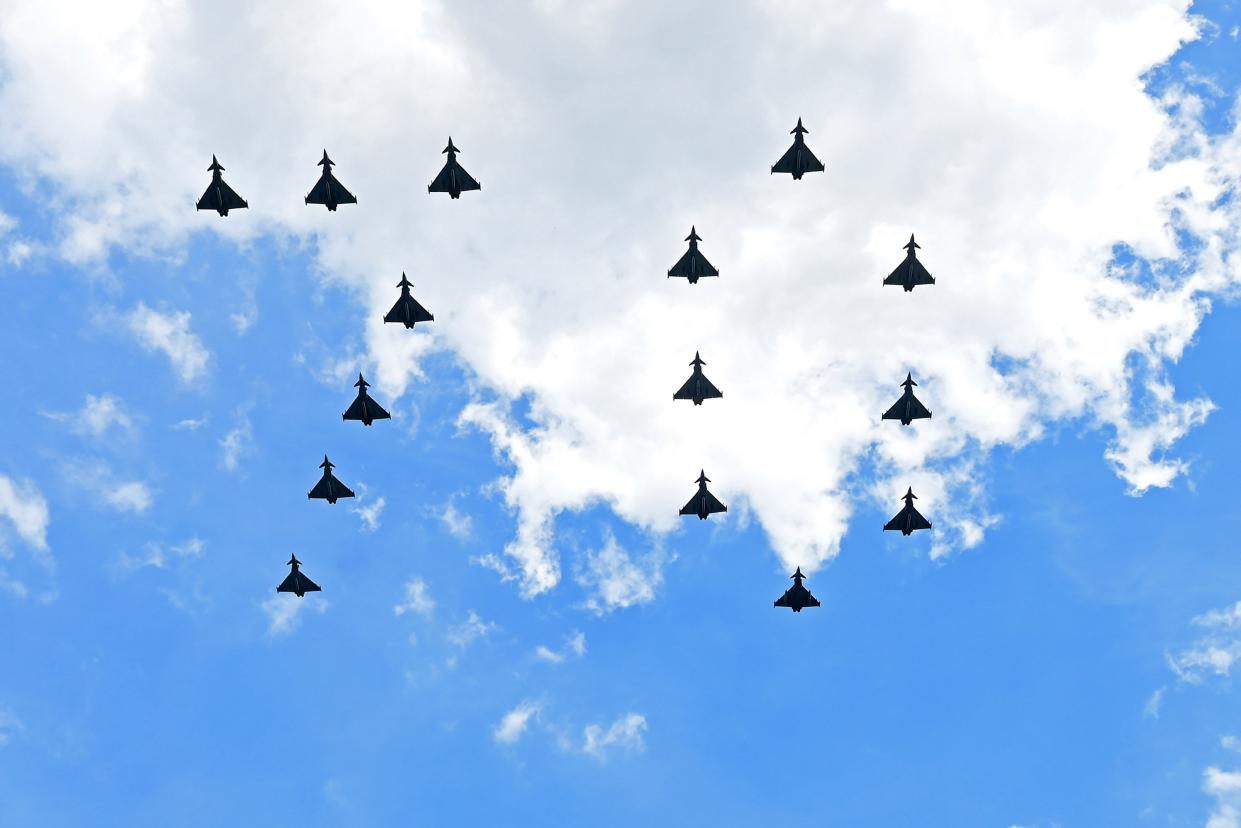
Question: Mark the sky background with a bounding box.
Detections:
[1,0,1241,825]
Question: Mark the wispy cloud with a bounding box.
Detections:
[172,416,208,432]
[261,594,328,638]
[534,631,586,664]
[493,700,541,745]
[1166,600,1241,684]
[64,462,152,514]
[44,394,133,439]
[117,537,205,571]
[439,499,473,541]
[447,610,496,648]
[125,302,210,384]
[0,475,50,554]
[351,495,385,533]
[393,578,435,618]
[581,713,647,760]
[219,415,253,473]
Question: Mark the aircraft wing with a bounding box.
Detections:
[907,258,935,286]
[212,180,248,210]
[305,174,331,204]
[277,572,300,593]
[678,494,700,516]
[883,260,911,286]
[673,375,697,400]
[806,593,821,607]
[771,144,824,175]
[309,476,354,501]
[907,507,932,531]
[702,490,727,515]
[695,376,723,400]
[906,395,932,420]
[774,590,792,608]
[384,297,435,326]
[343,397,390,423]
[429,163,481,194]
[668,250,719,280]
[883,511,905,531]
[881,397,904,421]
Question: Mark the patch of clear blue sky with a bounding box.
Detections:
[0,3,1240,825]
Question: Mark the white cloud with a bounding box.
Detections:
[1167,600,1241,684]
[576,533,665,613]
[535,630,587,664]
[1205,766,1241,828]
[1143,687,1164,719]
[351,495,386,533]
[218,416,252,472]
[0,0,1238,601]
[493,699,541,745]
[447,610,496,648]
[261,593,328,638]
[125,302,209,384]
[44,393,133,438]
[62,461,152,514]
[172,416,207,431]
[393,577,435,617]
[0,475,50,553]
[118,536,204,570]
[439,499,473,541]
[581,713,647,759]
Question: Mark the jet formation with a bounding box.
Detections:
[884,234,935,291]
[305,150,357,211]
[774,567,821,612]
[674,352,723,405]
[343,374,390,426]
[308,455,355,504]
[277,554,321,598]
[667,227,719,284]
[428,137,481,199]
[882,373,932,426]
[770,118,825,180]
[210,120,944,612]
[196,156,248,217]
[384,273,435,329]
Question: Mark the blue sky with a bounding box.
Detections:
[1,1,1241,825]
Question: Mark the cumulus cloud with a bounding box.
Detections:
[581,713,647,759]
[392,577,435,617]
[125,303,209,384]
[0,0,1238,600]
[439,499,473,541]
[351,495,386,533]
[1205,766,1241,828]
[493,699,541,745]
[0,475,50,554]
[576,533,665,613]
[261,593,328,638]
[44,393,134,438]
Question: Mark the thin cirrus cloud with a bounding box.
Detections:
[0,0,1237,601]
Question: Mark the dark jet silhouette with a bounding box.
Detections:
[342,373,390,426]
[771,118,825,180]
[667,226,719,284]
[679,470,727,520]
[276,554,321,598]
[383,273,435,329]
[674,352,723,405]
[882,373,932,426]
[307,455,355,504]
[884,487,932,535]
[428,137,481,199]
[774,567,821,612]
[305,150,357,211]
[196,155,248,217]
[884,234,935,291]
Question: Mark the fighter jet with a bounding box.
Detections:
[305,150,357,211]
[342,373,390,426]
[679,469,727,520]
[383,273,435,329]
[883,487,932,535]
[196,155,248,217]
[428,137,481,199]
[307,455,355,504]
[771,118,825,180]
[667,226,719,284]
[674,352,723,405]
[774,567,821,612]
[882,373,932,426]
[276,554,321,598]
[883,234,935,291]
